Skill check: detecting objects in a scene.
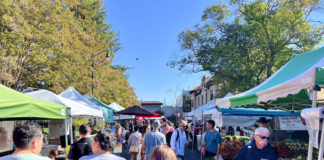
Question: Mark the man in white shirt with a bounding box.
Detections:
[171,120,188,160]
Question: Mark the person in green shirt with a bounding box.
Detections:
[0,122,50,160]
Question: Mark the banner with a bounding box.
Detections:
[279,116,306,130]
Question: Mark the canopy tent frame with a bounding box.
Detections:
[214,48,324,160]
[0,84,70,154]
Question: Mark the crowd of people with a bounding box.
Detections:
[0,116,278,160]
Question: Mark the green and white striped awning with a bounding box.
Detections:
[216,47,324,110]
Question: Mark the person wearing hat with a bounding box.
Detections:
[143,120,166,160]
[257,117,268,128]
[257,117,275,141]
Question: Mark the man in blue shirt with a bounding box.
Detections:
[143,120,166,160]
[234,127,277,160]
[202,120,222,160]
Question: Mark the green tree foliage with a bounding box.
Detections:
[0,0,139,107]
[169,0,323,96]
[73,118,89,128]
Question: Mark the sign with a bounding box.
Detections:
[279,116,306,130]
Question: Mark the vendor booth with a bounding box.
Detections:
[0,84,67,156]
[60,87,102,111]
[59,87,103,127]
[215,47,324,160]
[84,94,115,123]
[108,102,125,112]
[25,89,103,144]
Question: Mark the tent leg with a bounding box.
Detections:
[70,117,73,144]
[313,89,324,160]
[192,122,194,152]
[201,111,204,160]
[64,119,68,150]
[318,118,324,160]
[308,90,318,160]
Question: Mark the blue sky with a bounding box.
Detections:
[103,0,324,106]
[103,0,215,105]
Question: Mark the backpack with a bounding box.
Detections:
[166,131,173,147]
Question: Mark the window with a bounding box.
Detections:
[210,90,214,101]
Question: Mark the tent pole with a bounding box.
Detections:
[308,90,317,160]
[318,117,324,160]
[201,111,204,160]
[64,119,68,151]
[70,117,73,144]
[314,89,324,160]
[192,116,194,152]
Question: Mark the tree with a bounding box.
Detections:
[169,0,323,96]
[0,0,139,107]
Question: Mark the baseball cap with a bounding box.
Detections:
[153,120,161,127]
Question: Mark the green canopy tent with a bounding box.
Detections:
[0,84,69,151]
[84,94,115,123]
[216,47,324,110]
[215,47,324,160]
[0,84,66,120]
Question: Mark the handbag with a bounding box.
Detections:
[129,145,139,153]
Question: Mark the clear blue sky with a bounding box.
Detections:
[103,0,215,106]
[103,0,324,106]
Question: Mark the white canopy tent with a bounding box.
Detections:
[59,87,102,111]
[25,89,103,142]
[186,100,216,120]
[108,102,124,112]
[25,89,103,118]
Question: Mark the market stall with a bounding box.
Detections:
[117,105,155,116]
[108,102,125,112]
[25,89,103,143]
[215,47,324,160]
[0,84,67,156]
[84,94,115,123]
[59,87,103,127]
[136,110,162,119]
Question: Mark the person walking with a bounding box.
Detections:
[113,124,124,156]
[140,125,151,160]
[201,120,222,160]
[170,120,188,160]
[161,118,174,135]
[68,124,93,160]
[234,127,277,160]
[143,120,166,160]
[0,122,50,160]
[128,126,142,160]
[79,130,125,160]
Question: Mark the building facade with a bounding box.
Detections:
[161,106,183,117]
[141,101,163,113]
[189,75,220,110]
[176,90,191,112]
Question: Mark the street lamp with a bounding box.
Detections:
[91,50,111,95]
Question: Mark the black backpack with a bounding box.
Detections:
[166,131,173,147]
[166,130,181,147]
